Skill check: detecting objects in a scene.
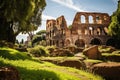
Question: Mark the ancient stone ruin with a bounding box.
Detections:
[46,12,114,48]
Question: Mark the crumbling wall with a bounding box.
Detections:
[71,12,111,47]
[46,16,69,47]
[46,12,112,48]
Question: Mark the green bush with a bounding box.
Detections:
[0,40,14,48]
[46,46,56,54]
[98,46,116,53]
[27,46,49,57]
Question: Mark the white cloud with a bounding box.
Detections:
[42,15,55,20]
[50,0,85,11]
[112,0,118,4]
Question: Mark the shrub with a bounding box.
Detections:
[112,50,120,54]
[0,40,14,48]
[27,46,49,57]
[46,46,56,54]
[99,46,116,53]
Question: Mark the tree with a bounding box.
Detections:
[0,0,46,43]
[15,39,19,44]
[20,39,24,44]
[32,30,46,46]
[32,35,42,45]
[108,0,120,48]
[36,30,46,35]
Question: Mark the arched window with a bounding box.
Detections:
[96,16,100,21]
[96,16,102,24]
[81,15,86,23]
[89,15,93,23]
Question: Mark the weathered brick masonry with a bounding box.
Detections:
[46,12,113,47]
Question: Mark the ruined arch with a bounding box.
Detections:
[103,27,108,35]
[90,38,101,45]
[89,27,93,35]
[81,15,86,23]
[96,27,101,35]
[75,39,85,47]
[96,16,100,23]
[106,38,115,47]
[96,16,102,24]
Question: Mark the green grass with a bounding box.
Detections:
[0,47,31,60]
[84,59,103,64]
[102,53,120,57]
[40,57,82,61]
[0,47,104,80]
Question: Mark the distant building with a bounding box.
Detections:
[46,12,113,48]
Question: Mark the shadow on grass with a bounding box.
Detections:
[0,61,61,80]
[17,66,61,80]
[0,49,30,60]
[0,48,62,80]
[0,49,44,64]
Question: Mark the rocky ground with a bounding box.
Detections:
[41,45,120,80]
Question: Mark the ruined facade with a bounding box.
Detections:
[46,12,113,48]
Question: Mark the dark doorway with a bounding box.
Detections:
[90,38,101,45]
[106,38,115,47]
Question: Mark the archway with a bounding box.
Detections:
[97,28,101,35]
[65,39,71,47]
[106,38,115,47]
[75,39,85,47]
[90,38,101,45]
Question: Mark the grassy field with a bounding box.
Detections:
[0,47,104,80]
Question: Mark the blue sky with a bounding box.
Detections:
[16,0,118,42]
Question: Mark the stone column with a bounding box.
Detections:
[93,16,97,24]
[85,16,89,24]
